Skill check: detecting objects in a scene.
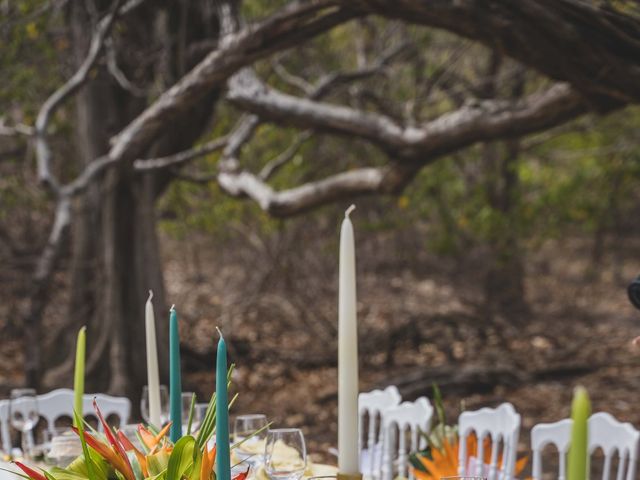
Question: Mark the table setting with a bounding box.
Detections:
[0,208,617,480]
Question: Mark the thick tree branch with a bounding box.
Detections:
[108,1,358,163]
[228,71,589,160]
[348,0,640,107]
[217,163,417,217]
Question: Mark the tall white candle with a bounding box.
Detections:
[145,290,162,428]
[338,205,359,474]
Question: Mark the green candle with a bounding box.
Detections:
[215,328,230,480]
[568,386,591,480]
[73,326,86,427]
[169,305,182,443]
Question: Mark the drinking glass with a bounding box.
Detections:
[264,428,306,480]
[141,385,169,427]
[440,477,487,480]
[234,414,268,465]
[181,392,198,434]
[190,403,209,434]
[9,388,39,459]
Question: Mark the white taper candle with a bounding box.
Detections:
[338,204,359,474]
[145,290,162,427]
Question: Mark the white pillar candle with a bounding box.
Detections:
[145,290,162,427]
[338,205,359,474]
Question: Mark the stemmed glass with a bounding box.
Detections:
[234,414,268,466]
[190,403,209,434]
[264,428,306,480]
[9,388,39,459]
[181,392,203,435]
[140,385,169,427]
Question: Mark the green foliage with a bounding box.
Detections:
[166,436,196,480]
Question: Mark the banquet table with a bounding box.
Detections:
[0,460,24,480]
[0,457,338,480]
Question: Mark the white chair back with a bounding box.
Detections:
[588,412,639,480]
[87,393,131,429]
[358,386,401,480]
[458,402,521,480]
[0,400,12,453]
[0,389,130,452]
[531,418,572,480]
[381,397,433,480]
[37,389,75,436]
[530,413,639,480]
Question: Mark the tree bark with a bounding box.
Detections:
[482,60,528,317]
[40,2,169,401]
[39,1,221,405]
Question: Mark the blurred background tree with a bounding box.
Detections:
[1,0,640,427]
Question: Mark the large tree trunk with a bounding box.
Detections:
[41,2,169,402]
[39,2,218,408]
[101,166,168,399]
[480,56,528,317]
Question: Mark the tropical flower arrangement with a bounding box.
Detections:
[10,369,256,480]
[410,386,528,480]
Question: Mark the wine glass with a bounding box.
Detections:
[264,428,306,480]
[141,385,169,427]
[190,403,209,434]
[181,392,197,435]
[9,388,39,459]
[234,414,268,465]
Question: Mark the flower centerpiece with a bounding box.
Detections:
[11,367,257,480]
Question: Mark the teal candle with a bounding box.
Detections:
[169,305,182,443]
[568,386,591,480]
[215,329,231,480]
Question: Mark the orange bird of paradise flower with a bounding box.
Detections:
[414,434,528,480]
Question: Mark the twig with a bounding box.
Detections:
[134,136,228,171]
[105,38,146,97]
[259,130,311,181]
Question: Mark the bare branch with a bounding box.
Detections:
[222,115,260,163]
[217,163,417,217]
[272,61,314,95]
[347,0,640,107]
[34,0,124,190]
[259,130,312,181]
[133,136,228,171]
[0,119,34,137]
[108,1,358,162]
[105,38,146,97]
[228,71,588,160]
[310,41,406,99]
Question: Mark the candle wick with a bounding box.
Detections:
[345,204,356,218]
[170,304,175,312]
[148,290,153,302]
[216,326,224,339]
